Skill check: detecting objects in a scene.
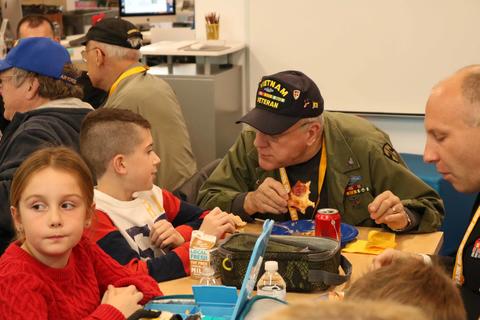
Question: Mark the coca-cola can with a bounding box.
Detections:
[315,208,341,241]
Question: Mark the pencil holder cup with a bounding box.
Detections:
[206,23,220,40]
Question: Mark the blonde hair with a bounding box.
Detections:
[346,258,466,320]
[261,300,429,320]
[10,147,94,241]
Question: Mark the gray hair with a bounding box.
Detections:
[10,68,34,87]
[10,66,83,99]
[300,114,324,126]
[95,41,142,61]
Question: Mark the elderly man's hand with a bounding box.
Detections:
[244,177,289,215]
[368,190,410,230]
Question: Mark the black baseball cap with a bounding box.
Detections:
[237,70,324,135]
[79,18,143,49]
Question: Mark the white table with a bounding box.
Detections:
[158,223,444,303]
[140,40,245,75]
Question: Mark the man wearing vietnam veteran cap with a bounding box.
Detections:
[81,18,196,191]
[198,70,444,233]
[0,37,94,254]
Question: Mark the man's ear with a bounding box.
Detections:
[25,77,40,100]
[112,154,127,175]
[306,121,322,146]
[96,48,105,67]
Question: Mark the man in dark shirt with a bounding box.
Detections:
[372,65,480,320]
[198,70,443,233]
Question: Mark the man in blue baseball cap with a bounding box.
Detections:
[0,37,94,254]
[0,15,107,135]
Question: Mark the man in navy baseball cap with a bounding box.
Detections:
[79,17,197,191]
[198,70,443,240]
[79,17,143,49]
[237,70,324,135]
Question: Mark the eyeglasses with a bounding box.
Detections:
[261,121,314,143]
[80,47,103,62]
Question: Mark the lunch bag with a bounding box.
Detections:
[217,233,352,292]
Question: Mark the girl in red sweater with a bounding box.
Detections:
[0,147,162,319]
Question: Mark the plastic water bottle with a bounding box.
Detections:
[256,261,287,301]
[199,266,218,286]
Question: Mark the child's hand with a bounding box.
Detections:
[199,207,236,239]
[101,284,143,318]
[150,220,185,248]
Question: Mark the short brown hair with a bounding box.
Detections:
[80,108,151,178]
[346,258,466,320]
[11,65,83,100]
[261,300,429,320]
[10,147,94,241]
[16,14,55,38]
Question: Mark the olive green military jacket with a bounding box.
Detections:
[197,111,444,232]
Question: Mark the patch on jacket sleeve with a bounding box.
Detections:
[382,143,400,163]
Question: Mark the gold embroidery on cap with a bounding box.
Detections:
[259,79,289,97]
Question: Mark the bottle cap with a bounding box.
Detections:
[265,261,278,271]
[201,266,215,277]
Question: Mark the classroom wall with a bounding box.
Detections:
[248,0,480,115]
[194,0,445,154]
[194,0,249,114]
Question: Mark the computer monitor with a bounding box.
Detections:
[119,0,176,28]
[1,0,22,39]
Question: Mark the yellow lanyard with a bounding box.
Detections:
[109,65,149,96]
[453,206,480,286]
[279,138,327,220]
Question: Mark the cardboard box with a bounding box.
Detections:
[189,247,221,279]
[189,230,221,280]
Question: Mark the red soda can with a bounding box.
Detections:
[315,208,341,241]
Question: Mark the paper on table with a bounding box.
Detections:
[342,230,396,255]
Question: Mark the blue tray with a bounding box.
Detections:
[271,219,358,247]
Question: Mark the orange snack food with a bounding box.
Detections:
[287,181,315,214]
